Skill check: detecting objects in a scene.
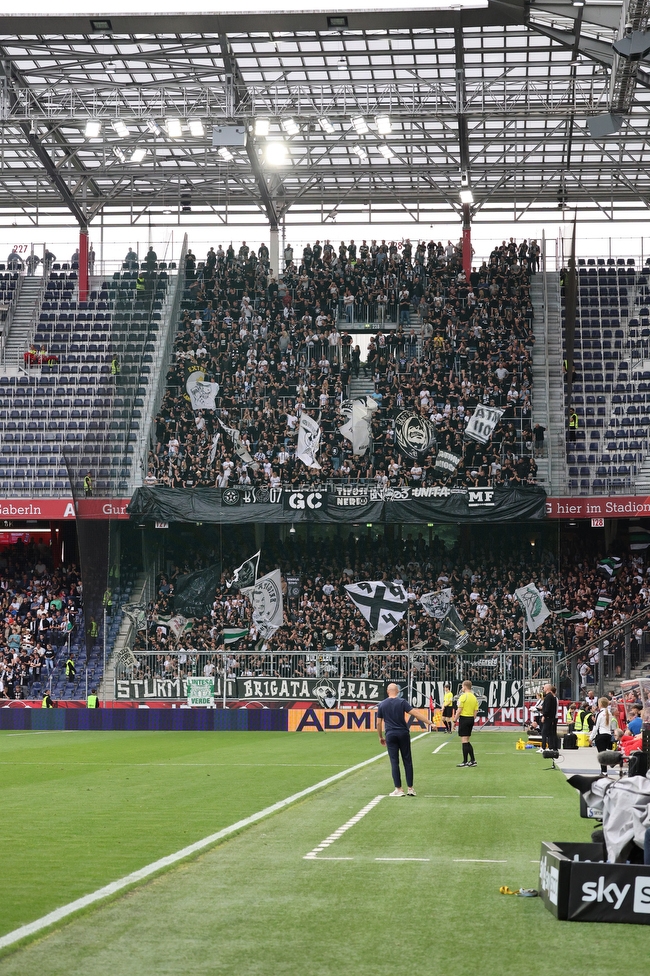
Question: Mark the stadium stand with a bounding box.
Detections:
[147,237,539,488]
[564,258,650,493]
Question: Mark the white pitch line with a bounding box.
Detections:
[454,858,508,863]
[519,795,554,799]
[422,794,460,798]
[432,740,450,755]
[375,857,430,862]
[471,795,507,799]
[303,794,386,859]
[0,737,434,952]
[0,762,352,768]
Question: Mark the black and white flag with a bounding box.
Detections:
[242,568,284,639]
[219,418,255,467]
[121,602,148,632]
[395,410,436,460]
[209,433,219,465]
[188,380,219,411]
[345,580,408,637]
[227,550,260,590]
[339,396,378,456]
[296,413,322,469]
[465,404,504,445]
[434,450,462,477]
[420,588,453,620]
[438,606,469,650]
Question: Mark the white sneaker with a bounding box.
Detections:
[407,788,417,796]
[389,788,405,797]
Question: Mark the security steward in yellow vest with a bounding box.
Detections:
[102,587,113,617]
[87,689,100,708]
[111,356,120,376]
[88,617,99,639]
[573,706,586,732]
[83,472,93,497]
[136,273,146,297]
[65,654,76,682]
[42,692,54,708]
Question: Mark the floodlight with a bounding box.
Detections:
[254,118,270,137]
[146,120,162,135]
[318,117,335,134]
[353,144,368,160]
[282,118,299,136]
[188,119,205,137]
[113,147,126,163]
[84,120,101,138]
[130,148,147,163]
[459,189,474,204]
[218,147,234,161]
[337,57,347,71]
[166,118,183,139]
[112,119,129,138]
[378,145,395,159]
[375,115,392,134]
[265,141,288,165]
[352,116,369,134]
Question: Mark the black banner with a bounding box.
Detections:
[115,675,386,704]
[129,484,546,524]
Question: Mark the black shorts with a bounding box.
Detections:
[458,716,475,738]
[442,706,453,718]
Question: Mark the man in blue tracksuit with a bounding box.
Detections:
[377,683,433,797]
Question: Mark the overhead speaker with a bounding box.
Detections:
[613,31,650,61]
[587,113,624,139]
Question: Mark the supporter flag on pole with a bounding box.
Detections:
[121,603,147,631]
[222,627,249,644]
[227,550,260,590]
[345,581,408,637]
[188,380,219,411]
[296,413,322,469]
[218,418,255,467]
[555,608,586,621]
[339,396,378,456]
[465,404,504,445]
[209,433,220,465]
[438,606,469,650]
[596,592,613,612]
[598,556,622,579]
[514,583,550,632]
[420,588,453,620]
[173,563,222,617]
[433,451,462,478]
[167,614,194,641]
[629,523,650,551]
[241,569,284,639]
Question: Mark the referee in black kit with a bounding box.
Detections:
[377,683,434,796]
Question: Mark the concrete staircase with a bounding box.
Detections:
[530,272,566,495]
[3,276,43,370]
[349,375,375,398]
[99,571,149,701]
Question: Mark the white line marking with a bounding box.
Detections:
[432,741,450,754]
[4,731,80,737]
[454,859,508,863]
[0,737,434,951]
[422,794,459,798]
[304,856,354,861]
[375,857,430,862]
[0,762,352,768]
[519,796,554,799]
[471,795,507,799]
[303,795,386,859]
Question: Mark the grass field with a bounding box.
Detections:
[0,728,646,975]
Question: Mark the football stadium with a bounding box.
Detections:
[3,2,650,972]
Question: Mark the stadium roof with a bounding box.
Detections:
[0,2,649,229]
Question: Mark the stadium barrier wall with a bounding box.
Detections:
[0,707,288,732]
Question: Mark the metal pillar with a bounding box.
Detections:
[78,227,89,302]
[597,639,605,699]
[270,226,279,279]
[624,622,631,680]
[462,203,472,279]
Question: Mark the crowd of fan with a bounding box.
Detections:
[145,237,540,490]
[130,529,648,693]
[0,547,82,700]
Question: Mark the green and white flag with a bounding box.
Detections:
[629,524,650,551]
[598,556,622,578]
[223,627,248,644]
[595,592,612,612]
[186,676,214,707]
[159,614,194,641]
[514,583,550,633]
[555,608,586,621]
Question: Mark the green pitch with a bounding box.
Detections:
[0,729,645,975]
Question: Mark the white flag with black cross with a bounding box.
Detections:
[345,580,408,637]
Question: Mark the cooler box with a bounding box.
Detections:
[539,841,650,924]
[577,733,591,748]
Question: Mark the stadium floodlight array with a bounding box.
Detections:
[318,117,335,134]
[254,118,270,136]
[218,147,234,161]
[352,116,369,134]
[188,119,205,137]
[84,120,101,138]
[375,115,391,134]
[130,148,147,163]
[378,145,395,159]
[166,118,183,139]
[265,140,288,165]
[281,118,299,136]
[353,144,368,160]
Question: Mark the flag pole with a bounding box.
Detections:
[407,602,412,703]
[222,648,227,710]
[522,618,527,732]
